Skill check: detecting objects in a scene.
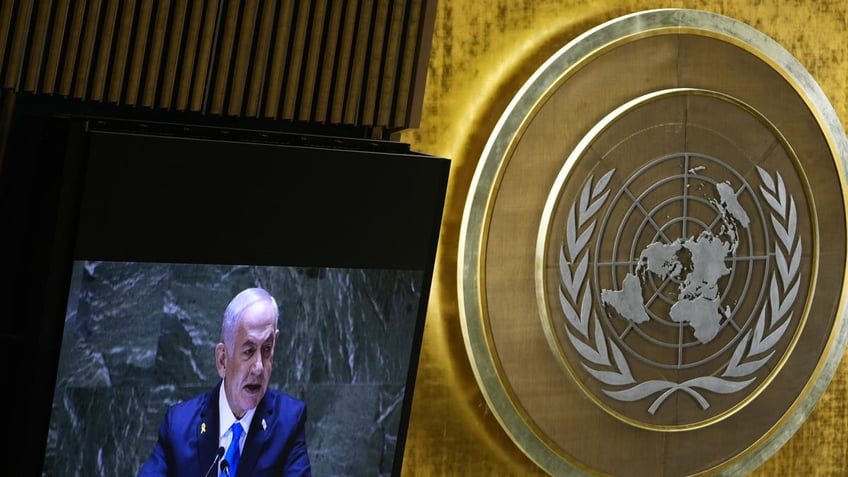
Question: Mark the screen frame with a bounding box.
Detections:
[3,103,449,476]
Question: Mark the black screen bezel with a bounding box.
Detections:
[3,108,449,476]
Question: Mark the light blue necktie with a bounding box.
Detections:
[223,422,243,477]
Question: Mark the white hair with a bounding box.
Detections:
[221,287,279,355]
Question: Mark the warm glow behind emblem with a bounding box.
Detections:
[459,9,848,477]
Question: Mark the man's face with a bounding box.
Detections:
[216,300,280,418]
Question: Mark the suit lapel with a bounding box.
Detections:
[197,383,222,475]
[237,391,275,476]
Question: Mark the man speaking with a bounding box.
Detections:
[138,287,311,476]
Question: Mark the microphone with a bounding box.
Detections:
[203,447,225,477]
[220,458,230,477]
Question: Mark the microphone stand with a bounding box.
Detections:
[203,447,225,477]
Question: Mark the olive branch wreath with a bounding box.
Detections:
[558,166,800,415]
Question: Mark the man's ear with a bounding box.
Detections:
[215,342,227,378]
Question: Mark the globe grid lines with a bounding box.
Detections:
[592,152,773,371]
[558,160,799,419]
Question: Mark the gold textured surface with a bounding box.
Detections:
[399,1,848,475]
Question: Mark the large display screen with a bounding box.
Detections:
[49,260,426,476]
[17,119,449,476]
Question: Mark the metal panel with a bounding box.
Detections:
[0,0,436,134]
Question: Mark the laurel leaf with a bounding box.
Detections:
[788,238,802,282]
[559,288,583,334]
[604,380,675,401]
[592,317,609,366]
[760,186,781,212]
[769,274,780,327]
[566,206,579,258]
[609,340,634,382]
[724,351,774,377]
[685,376,756,394]
[777,173,787,211]
[724,331,751,377]
[778,280,800,319]
[787,197,797,236]
[772,216,791,250]
[759,313,793,351]
[566,327,606,365]
[573,222,595,258]
[583,364,634,386]
[559,248,577,296]
[579,179,591,226]
[776,246,790,284]
[594,169,615,197]
[757,166,775,193]
[584,191,609,220]
[750,307,768,354]
[578,288,599,349]
[559,247,571,282]
[573,254,588,291]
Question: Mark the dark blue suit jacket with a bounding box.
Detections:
[138,382,311,477]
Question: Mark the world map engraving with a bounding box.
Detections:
[600,181,750,344]
[559,161,800,420]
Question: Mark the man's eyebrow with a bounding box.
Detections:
[241,335,275,347]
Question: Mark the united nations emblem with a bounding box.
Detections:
[541,89,810,430]
[459,9,848,476]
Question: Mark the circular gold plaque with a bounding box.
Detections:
[459,9,848,476]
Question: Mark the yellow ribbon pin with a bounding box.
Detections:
[201,422,206,434]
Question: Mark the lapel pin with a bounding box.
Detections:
[201,422,207,434]
[262,418,267,430]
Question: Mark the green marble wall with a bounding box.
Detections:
[43,261,425,476]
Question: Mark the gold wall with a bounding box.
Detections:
[400,1,848,475]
